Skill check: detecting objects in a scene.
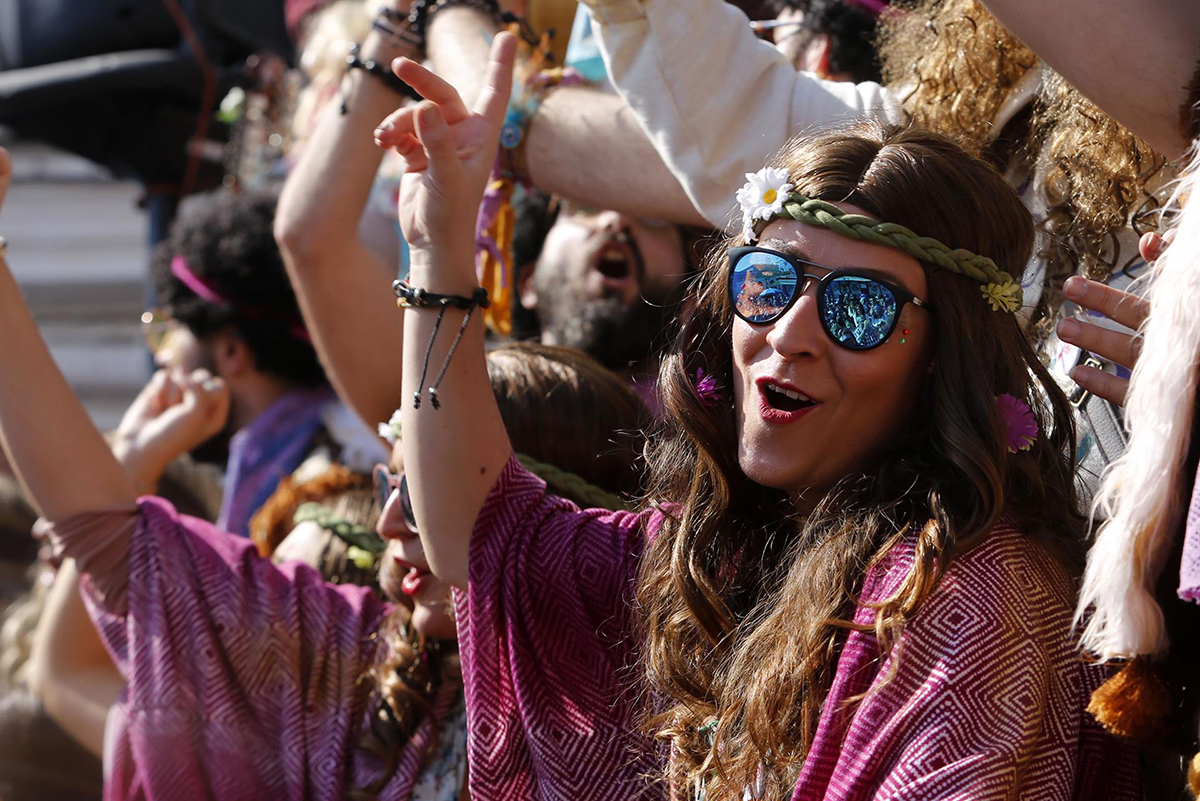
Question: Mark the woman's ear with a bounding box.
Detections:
[210,330,253,378]
[925,359,936,375]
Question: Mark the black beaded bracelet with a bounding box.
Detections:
[371,17,423,50]
[392,279,490,311]
[404,0,436,46]
[392,280,491,410]
[378,6,407,24]
[426,0,504,28]
[407,0,527,52]
[345,43,421,101]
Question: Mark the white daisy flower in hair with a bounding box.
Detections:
[377,408,404,446]
[736,167,793,243]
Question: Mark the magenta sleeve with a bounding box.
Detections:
[43,505,138,613]
[456,453,664,800]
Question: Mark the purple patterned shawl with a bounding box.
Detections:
[218,386,335,536]
[51,498,452,801]
[1179,465,1200,601]
[458,455,1142,800]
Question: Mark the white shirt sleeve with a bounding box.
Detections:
[580,0,904,230]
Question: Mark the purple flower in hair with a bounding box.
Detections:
[996,393,1038,453]
[695,367,722,407]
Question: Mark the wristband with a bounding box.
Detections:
[392,279,490,311]
[371,17,423,50]
[392,280,491,410]
[346,43,421,100]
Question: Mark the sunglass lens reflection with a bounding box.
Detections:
[731,252,799,323]
[821,276,897,350]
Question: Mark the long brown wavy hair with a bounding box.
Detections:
[354,342,649,798]
[878,0,1168,338]
[637,120,1086,798]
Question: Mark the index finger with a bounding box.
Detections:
[1062,276,1148,331]
[472,32,518,127]
[393,57,471,123]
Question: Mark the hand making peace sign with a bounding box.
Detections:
[374,32,517,261]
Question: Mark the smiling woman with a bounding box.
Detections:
[640,122,1108,795]
[383,57,1142,796]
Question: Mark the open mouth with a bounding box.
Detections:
[762,381,816,413]
[594,241,633,280]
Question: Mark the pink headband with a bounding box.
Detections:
[170,255,312,343]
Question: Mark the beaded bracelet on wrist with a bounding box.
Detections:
[346,43,421,99]
[393,280,490,410]
[393,279,490,311]
[426,0,504,29]
[371,16,422,50]
[340,42,421,114]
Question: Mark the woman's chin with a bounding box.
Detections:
[738,449,805,493]
[410,601,458,641]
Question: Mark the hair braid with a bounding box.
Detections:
[515,454,632,511]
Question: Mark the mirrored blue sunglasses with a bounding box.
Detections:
[728,246,932,350]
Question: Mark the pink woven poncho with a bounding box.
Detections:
[456,455,1142,800]
[49,497,454,801]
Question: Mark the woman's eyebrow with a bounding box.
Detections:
[759,238,811,261]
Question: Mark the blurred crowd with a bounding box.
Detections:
[0,0,1198,799]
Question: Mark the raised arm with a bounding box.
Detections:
[28,561,123,758]
[425,6,707,226]
[0,149,136,521]
[976,0,1200,160]
[578,0,901,227]
[275,5,419,428]
[374,37,518,588]
[28,372,229,757]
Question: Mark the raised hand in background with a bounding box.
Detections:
[111,368,230,495]
[1057,232,1165,406]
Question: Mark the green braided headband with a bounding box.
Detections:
[737,168,1023,313]
[292,501,384,570]
[516,454,632,512]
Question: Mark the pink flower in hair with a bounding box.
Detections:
[996,393,1038,453]
[695,368,721,407]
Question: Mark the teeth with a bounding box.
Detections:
[767,384,809,402]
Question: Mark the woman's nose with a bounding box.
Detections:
[376,489,415,540]
[764,284,824,360]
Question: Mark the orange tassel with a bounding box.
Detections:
[1086,657,1171,743]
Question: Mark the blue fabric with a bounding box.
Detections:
[217,386,335,536]
[564,7,608,84]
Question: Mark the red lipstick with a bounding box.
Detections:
[401,567,430,596]
[755,377,820,425]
